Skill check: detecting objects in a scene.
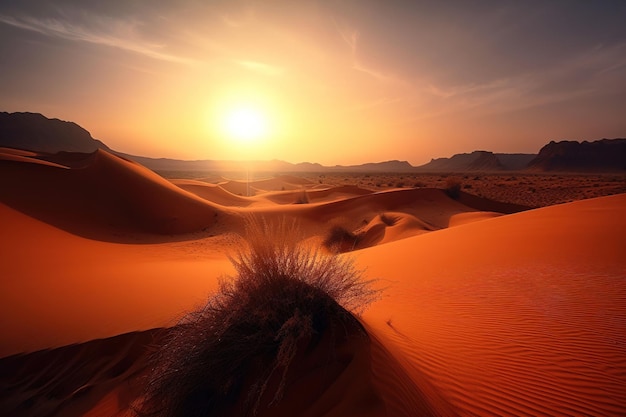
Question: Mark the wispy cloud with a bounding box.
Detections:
[413,75,593,124]
[219,14,244,28]
[237,60,285,76]
[575,42,626,80]
[218,10,256,29]
[414,40,626,123]
[346,96,404,112]
[333,19,405,85]
[0,14,193,64]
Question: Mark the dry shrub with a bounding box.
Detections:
[322,225,360,253]
[137,218,378,417]
[293,188,309,204]
[444,177,462,199]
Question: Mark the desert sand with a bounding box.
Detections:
[1,149,625,416]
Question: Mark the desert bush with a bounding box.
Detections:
[444,177,462,199]
[137,218,378,417]
[322,225,360,253]
[293,188,309,204]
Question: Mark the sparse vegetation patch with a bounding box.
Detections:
[138,218,378,417]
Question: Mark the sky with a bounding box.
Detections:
[1,0,625,165]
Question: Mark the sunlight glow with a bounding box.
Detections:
[222,106,269,144]
[206,87,287,159]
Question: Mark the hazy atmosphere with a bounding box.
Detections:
[1,0,625,164]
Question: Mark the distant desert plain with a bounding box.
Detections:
[1,137,625,416]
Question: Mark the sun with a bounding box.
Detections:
[222,107,269,144]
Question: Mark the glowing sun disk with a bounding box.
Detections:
[223,107,268,143]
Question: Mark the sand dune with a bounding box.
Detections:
[447,211,501,227]
[294,188,497,249]
[0,150,225,240]
[0,149,505,245]
[1,148,624,416]
[0,147,40,157]
[171,179,255,207]
[0,329,160,417]
[0,147,69,168]
[260,185,372,205]
[357,212,434,248]
[360,193,626,415]
[217,174,314,196]
[0,201,231,357]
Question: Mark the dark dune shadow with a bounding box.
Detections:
[0,329,162,417]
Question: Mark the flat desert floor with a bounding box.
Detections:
[1,148,625,416]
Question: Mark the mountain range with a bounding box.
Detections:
[1,112,624,173]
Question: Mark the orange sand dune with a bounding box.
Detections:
[0,147,69,168]
[0,329,159,417]
[216,179,263,197]
[1,149,507,247]
[357,212,434,248]
[0,201,231,357]
[0,150,226,240]
[2,148,625,416]
[298,188,495,238]
[360,193,626,415]
[170,179,353,209]
[171,179,255,207]
[0,327,442,417]
[237,187,507,250]
[217,174,313,196]
[250,174,315,190]
[0,147,40,157]
[3,194,624,415]
[447,210,502,227]
[260,185,372,205]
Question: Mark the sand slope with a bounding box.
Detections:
[360,194,626,415]
[0,148,506,246]
[0,329,160,417]
[170,179,254,207]
[1,148,624,416]
[0,150,224,240]
[0,147,69,168]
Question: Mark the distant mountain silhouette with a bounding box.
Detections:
[415,151,535,172]
[0,112,110,153]
[527,139,626,172]
[2,111,622,173]
[327,160,414,172]
[495,154,537,171]
[102,155,415,173]
[0,112,415,172]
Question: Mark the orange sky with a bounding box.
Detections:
[1,1,625,165]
